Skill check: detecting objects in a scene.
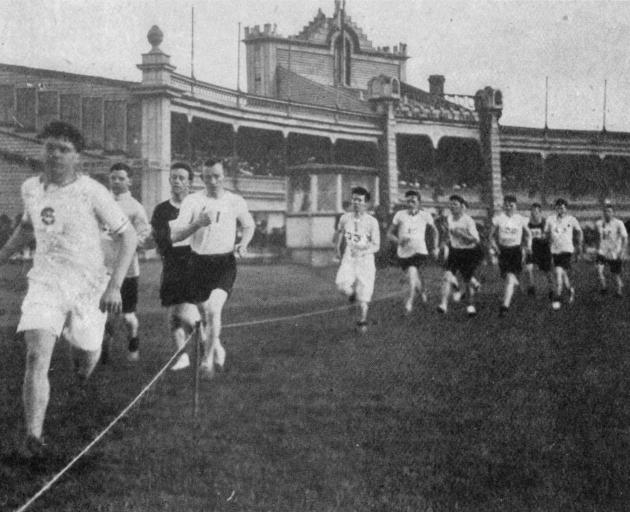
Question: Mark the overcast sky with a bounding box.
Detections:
[2,0,630,131]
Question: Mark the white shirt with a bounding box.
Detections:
[21,175,129,285]
[171,190,254,255]
[102,191,150,277]
[338,212,380,259]
[596,217,627,259]
[545,214,581,254]
[391,209,435,258]
[447,214,480,249]
[492,213,528,248]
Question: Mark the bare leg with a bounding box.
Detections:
[439,271,456,312]
[23,330,56,440]
[198,289,228,373]
[503,273,519,308]
[596,263,607,291]
[123,313,140,360]
[405,266,420,312]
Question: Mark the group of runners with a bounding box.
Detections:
[335,189,628,329]
[0,120,627,462]
[0,121,254,460]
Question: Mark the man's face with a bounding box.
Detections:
[351,193,367,213]
[450,200,463,216]
[503,201,516,215]
[530,206,541,219]
[170,168,191,196]
[42,137,79,179]
[109,170,131,194]
[603,206,613,221]
[555,203,567,216]
[406,195,419,213]
[202,163,224,194]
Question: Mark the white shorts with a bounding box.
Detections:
[335,255,376,303]
[17,272,108,352]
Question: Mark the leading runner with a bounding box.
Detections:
[0,121,136,458]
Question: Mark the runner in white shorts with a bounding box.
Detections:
[335,186,380,333]
[0,121,137,460]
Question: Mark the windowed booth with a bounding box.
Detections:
[286,163,379,266]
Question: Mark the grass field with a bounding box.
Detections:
[1,259,629,511]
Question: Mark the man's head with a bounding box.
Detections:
[449,194,466,216]
[503,195,517,215]
[351,186,370,213]
[38,121,84,180]
[201,159,225,195]
[603,201,614,221]
[530,202,543,222]
[405,190,420,213]
[170,162,193,197]
[109,162,132,195]
[554,198,568,216]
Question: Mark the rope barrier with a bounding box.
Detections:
[15,291,403,512]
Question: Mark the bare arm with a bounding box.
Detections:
[100,227,138,313]
[574,222,584,254]
[386,222,399,244]
[488,223,498,253]
[0,222,34,265]
[133,206,151,248]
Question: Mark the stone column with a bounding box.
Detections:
[379,100,399,212]
[133,25,178,216]
[475,86,504,217]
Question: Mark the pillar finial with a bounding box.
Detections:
[147,25,164,52]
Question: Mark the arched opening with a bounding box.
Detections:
[334,34,352,87]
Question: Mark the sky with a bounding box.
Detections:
[2,0,630,131]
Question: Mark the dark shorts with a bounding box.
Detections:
[498,245,523,277]
[185,252,237,303]
[552,252,573,271]
[160,247,192,307]
[596,255,623,275]
[526,242,552,272]
[445,247,481,281]
[398,254,428,271]
[121,277,138,314]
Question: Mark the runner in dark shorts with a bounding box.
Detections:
[150,162,200,371]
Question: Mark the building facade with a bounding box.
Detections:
[2,2,630,263]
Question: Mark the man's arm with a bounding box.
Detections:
[573,219,584,254]
[100,227,138,313]
[133,203,151,248]
[234,206,255,257]
[428,218,439,257]
[365,218,381,255]
[0,221,34,265]
[488,221,499,253]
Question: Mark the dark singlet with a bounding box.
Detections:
[528,219,548,250]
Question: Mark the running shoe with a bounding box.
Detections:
[171,353,190,371]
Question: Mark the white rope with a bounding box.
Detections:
[15,291,403,512]
[14,328,198,512]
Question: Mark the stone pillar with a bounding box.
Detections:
[367,75,401,212]
[475,86,504,217]
[133,25,177,216]
[381,101,399,212]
